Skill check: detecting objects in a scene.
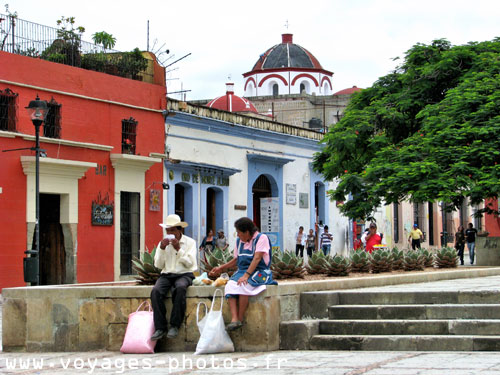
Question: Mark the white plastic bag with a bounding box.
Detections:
[194,289,234,355]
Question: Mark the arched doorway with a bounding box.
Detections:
[252,175,273,231]
[174,182,193,237]
[206,187,223,235]
[314,181,326,224]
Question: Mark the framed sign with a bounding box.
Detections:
[150,189,160,211]
[299,193,309,208]
[91,192,114,226]
[92,203,114,226]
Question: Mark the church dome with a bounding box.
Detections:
[206,83,258,113]
[251,34,323,71]
[243,34,333,97]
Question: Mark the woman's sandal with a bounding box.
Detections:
[226,321,243,331]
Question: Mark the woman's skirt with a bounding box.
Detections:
[224,280,266,298]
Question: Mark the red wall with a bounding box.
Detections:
[0,52,165,290]
[485,199,500,237]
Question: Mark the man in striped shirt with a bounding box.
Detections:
[320,225,333,256]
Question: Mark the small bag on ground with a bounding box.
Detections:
[194,289,234,355]
[120,301,157,354]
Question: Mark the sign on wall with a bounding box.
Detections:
[260,197,280,250]
[149,189,161,211]
[91,192,114,226]
[286,183,296,205]
[299,193,309,208]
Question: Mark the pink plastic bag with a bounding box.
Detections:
[120,301,157,354]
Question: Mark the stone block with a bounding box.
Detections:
[224,295,280,352]
[2,298,27,348]
[280,320,319,350]
[52,298,79,325]
[301,291,339,318]
[26,298,53,344]
[107,323,127,351]
[78,299,107,350]
[54,324,79,351]
[101,298,131,324]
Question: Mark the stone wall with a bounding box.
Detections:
[477,237,500,266]
[4,268,500,352]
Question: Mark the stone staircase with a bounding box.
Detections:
[280,290,500,351]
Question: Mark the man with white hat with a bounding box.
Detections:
[150,214,197,341]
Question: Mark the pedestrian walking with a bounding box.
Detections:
[466,223,478,265]
[408,223,424,250]
[455,225,466,265]
[320,225,333,256]
[295,226,306,257]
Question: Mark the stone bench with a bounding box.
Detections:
[4,267,500,352]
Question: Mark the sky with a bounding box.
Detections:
[5,0,500,101]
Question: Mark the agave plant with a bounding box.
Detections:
[435,247,458,268]
[132,246,161,285]
[306,251,328,274]
[419,248,435,268]
[324,254,350,277]
[369,249,393,273]
[391,247,404,270]
[350,250,371,273]
[202,247,236,279]
[403,250,425,271]
[271,250,306,279]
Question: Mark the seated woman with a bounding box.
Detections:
[209,217,277,331]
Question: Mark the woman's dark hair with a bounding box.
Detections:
[234,217,258,235]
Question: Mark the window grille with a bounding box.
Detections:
[0,88,18,132]
[120,192,140,275]
[43,98,62,138]
[121,117,137,154]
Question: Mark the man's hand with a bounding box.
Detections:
[170,238,180,250]
[160,237,171,249]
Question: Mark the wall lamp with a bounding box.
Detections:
[146,181,170,190]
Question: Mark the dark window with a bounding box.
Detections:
[43,98,62,138]
[0,88,18,132]
[120,192,140,275]
[393,203,399,243]
[428,202,434,246]
[300,83,306,93]
[122,117,138,154]
[272,84,279,97]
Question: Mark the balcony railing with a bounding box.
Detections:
[0,13,151,81]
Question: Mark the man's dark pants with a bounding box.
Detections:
[151,273,194,331]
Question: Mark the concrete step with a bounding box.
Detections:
[319,319,500,336]
[301,291,500,318]
[309,334,500,351]
[328,304,500,320]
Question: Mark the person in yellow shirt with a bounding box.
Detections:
[408,223,424,250]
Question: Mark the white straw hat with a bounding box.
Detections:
[159,214,188,229]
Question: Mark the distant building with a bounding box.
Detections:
[242,34,361,130]
[0,51,166,291]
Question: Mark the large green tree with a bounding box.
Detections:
[313,38,500,220]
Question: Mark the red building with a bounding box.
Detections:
[0,51,166,290]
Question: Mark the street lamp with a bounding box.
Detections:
[24,95,49,285]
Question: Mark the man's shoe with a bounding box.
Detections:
[151,329,166,341]
[226,321,243,331]
[167,326,179,338]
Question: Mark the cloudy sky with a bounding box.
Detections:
[6,0,500,101]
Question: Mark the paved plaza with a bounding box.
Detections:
[2,276,500,374]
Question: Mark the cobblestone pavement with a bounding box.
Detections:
[3,276,500,374]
